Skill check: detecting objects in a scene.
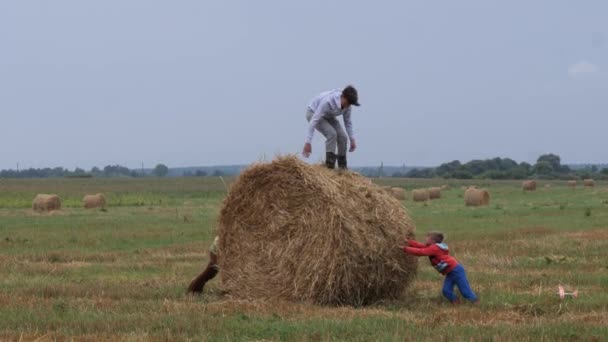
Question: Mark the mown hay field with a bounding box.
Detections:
[0,177,607,341]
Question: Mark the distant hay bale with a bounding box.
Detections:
[382,185,392,193]
[217,156,417,306]
[544,184,551,188]
[428,187,441,199]
[567,180,577,188]
[522,180,537,191]
[464,188,490,207]
[391,187,406,200]
[32,194,62,212]
[583,179,595,187]
[440,185,450,191]
[83,193,106,209]
[412,189,430,202]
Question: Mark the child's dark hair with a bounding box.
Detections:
[427,231,444,243]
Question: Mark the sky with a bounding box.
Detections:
[1,1,606,170]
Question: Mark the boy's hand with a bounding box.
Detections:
[349,139,357,152]
[302,143,312,158]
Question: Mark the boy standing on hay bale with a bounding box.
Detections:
[400,232,478,305]
[187,236,220,294]
[302,86,359,169]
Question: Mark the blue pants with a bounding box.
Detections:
[442,264,478,303]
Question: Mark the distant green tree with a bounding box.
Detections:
[436,160,461,177]
[153,164,169,177]
[533,161,553,175]
[601,168,608,175]
[537,154,562,171]
[508,167,529,179]
[451,168,473,179]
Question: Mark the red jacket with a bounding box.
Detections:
[403,240,458,275]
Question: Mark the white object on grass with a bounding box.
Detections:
[557,285,578,299]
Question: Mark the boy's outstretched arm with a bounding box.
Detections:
[403,245,437,256]
[406,240,426,248]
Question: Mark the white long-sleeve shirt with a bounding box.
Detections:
[305,89,355,144]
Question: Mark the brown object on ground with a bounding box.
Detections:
[544,184,551,188]
[382,186,392,193]
[428,187,442,199]
[583,179,595,187]
[83,193,106,209]
[567,180,577,188]
[441,185,450,191]
[464,187,490,206]
[391,187,406,200]
[32,194,62,212]
[522,180,537,191]
[188,252,219,294]
[216,156,417,306]
[412,189,430,202]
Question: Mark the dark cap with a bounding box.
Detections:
[342,85,360,106]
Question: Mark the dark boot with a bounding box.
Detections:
[187,255,219,294]
[325,152,337,169]
[337,155,347,169]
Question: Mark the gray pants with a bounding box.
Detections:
[306,110,347,155]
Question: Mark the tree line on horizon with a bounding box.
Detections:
[0,164,177,179]
[399,154,608,180]
[1,153,606,180]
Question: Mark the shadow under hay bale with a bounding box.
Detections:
[217,156,417,306]
[32,194,62,212]
[464,187,490,206]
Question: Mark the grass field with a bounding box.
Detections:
[1,177,607,341]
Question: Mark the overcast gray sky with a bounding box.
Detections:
[1,1,606,169]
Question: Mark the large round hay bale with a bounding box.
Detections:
[464,187,490,206]
[583,179,595,187]
[83,193,106,209]
[522,180,537,191]
[217,156,417,306]
[428,187,441,199]
[412,189,430,202]
[32,194,62,212]
[567,180,577,188]
[391,187,406,201]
